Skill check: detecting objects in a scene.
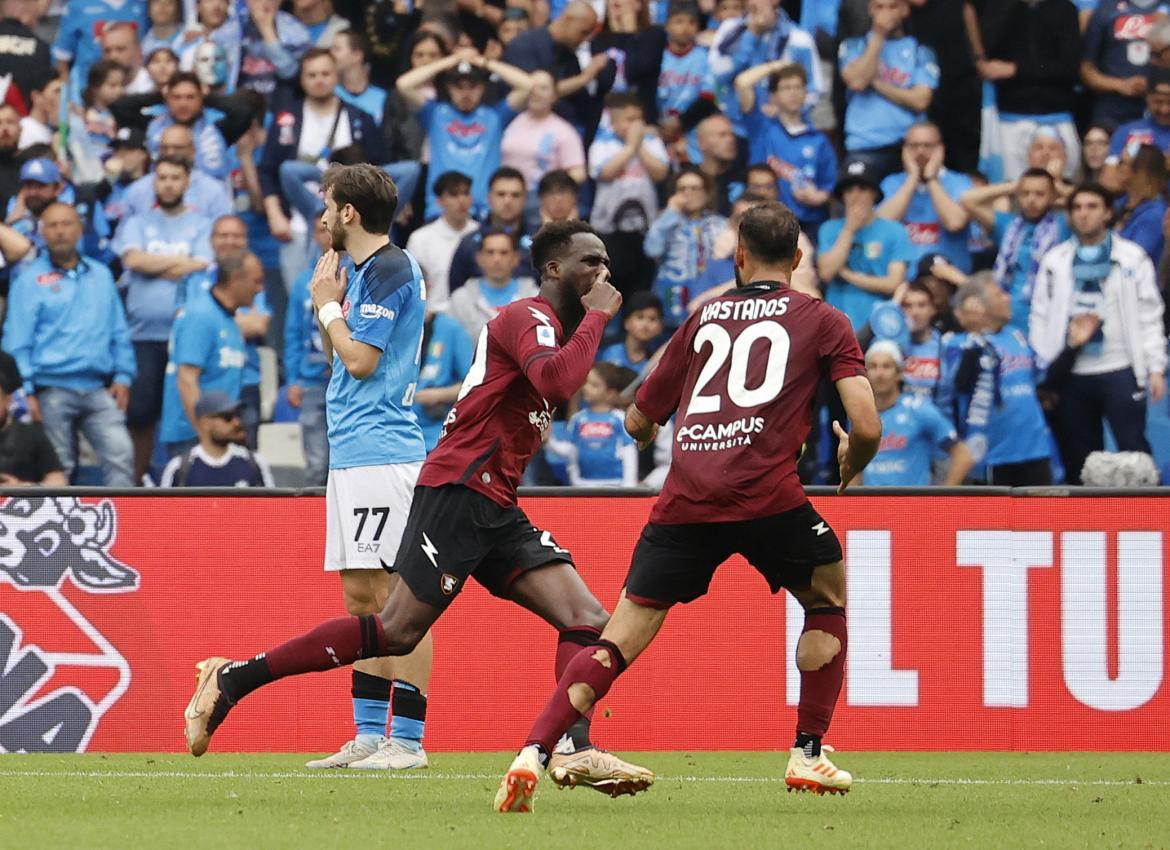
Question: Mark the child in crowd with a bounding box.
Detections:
[545,362,640,487]
[598,291,664,373]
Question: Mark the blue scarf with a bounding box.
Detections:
[992,211,1062,302]
[1070,233,1112,355]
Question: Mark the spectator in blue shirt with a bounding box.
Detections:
[447,167,535,294]
[113,155,213,480]
[52,0,146,98]
[734,59,835,238]
[943,274,1053,486]
[145,72,232,180]
[159,252,262,459]
[396,49,533,220]
[118,125,234,224]
[1112,143,1169,264]
[3,203,136,486]
[962,167,1069,334]
[862,341,972,486]
[413,310,474,453]
[817,158,914,330]
[331,29,385,125]
[237,0,311,97]
[837,0,938,179]
[900,279,944,402]
[708,0,823,134]
[598,291,663,374]
[159,391,274,486]
[877,122,973,273]
[283,218,332,485]
[644,166,728,327]
[545,362,639,486]
[1103,68,1170,191]
[1080,0,1170,129]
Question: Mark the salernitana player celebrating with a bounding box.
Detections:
[185,220,654,797]
[496,201,882,813]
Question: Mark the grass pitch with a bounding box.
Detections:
[2,752,1168,850]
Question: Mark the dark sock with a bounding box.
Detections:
[795,606,847,750]
[525,640,627,765]
[794,732,821,758]
[390,679,426,749]
[556,627,601,749]
[221,614,386,703]
[352,670,391,737]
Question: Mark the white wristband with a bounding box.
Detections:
[318,301,344,329]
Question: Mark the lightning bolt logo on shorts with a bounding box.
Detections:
[812,521,829,536]
[420,533,439,568]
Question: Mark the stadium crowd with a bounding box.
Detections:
[0,0,1168,488]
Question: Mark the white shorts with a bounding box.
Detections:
[324,462,422,572]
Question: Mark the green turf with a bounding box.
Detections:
[2,752,1168,850]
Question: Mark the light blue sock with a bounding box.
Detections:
[352,670,390,738]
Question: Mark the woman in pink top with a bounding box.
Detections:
[500,70,588,192]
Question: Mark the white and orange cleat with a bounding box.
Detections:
[184,657,233,757]
[548,747,655,798]
[493,746,543,813]
[785,745,852,795]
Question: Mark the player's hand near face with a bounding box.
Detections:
[310,250,347,310]
[581,266,622,317]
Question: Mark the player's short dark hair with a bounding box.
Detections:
[1069,181,1112,208]
[768,62,807,92]
[530,219,596,275]
[433,170,472,196]
[165,70,202,92]
[538,169,578,196]
[215,252,257,287]
[321,163,399,234]
[592,361,637,392]
[478,227,517,250]
[604,91,643,113]
[624,290,663,318]
[489,166,526,189]
[301,47,336,72]
[1019,167,1056,186]
[737,201,800,266]
[155,153,191,173]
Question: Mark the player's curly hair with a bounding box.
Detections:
[321,163,399,235]
[530,219,596,277]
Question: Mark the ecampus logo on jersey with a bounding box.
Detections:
[0,497,138,753]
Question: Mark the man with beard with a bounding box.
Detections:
[159,390,274,487]
[113,155,213,482]
[120,125,233,223]
[156,252,259,461]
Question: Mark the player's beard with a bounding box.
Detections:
[329,217,347,252]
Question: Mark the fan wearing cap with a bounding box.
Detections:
[396,46,533,220]
[157,390,273,486]
[816,158,914,331]
[0,351,66,487]
[102,127,152,229]
[5,157,103,273]
[861,340,971,487]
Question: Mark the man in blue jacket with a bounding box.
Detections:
[3,203,136,486]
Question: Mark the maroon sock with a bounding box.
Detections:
[220,614,387,704]
[526,640,625,759]
[556,627,602,748]
[796,607,847,738]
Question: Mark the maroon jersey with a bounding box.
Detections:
[419,296,609,507]
[636,282,865,524]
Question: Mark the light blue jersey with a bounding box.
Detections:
[880,169,974,272]
[940,327,1050,467]
[327,243,427,469]
[111,207,213,342]
[657,45,713,117]
[866,394,956,486]
[284,267,331,388]
[419,99,517,219]
[159,293,246,443]
[903,330,942,401]
[991,210,1070,334]
[337,84,388,125]
[838,33,939,151]
[414,313,473,452]
[53,0,146,98]
[818,215,915,330]
[743,108,836,232]
[557,408,637,485]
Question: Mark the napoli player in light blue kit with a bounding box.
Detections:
[299,164,435,772]
[862,341,972,486]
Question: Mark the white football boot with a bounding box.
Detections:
[493,746,543,813]
[304,735,384,769]
[348,737,429,770]
[785,744,852,795]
